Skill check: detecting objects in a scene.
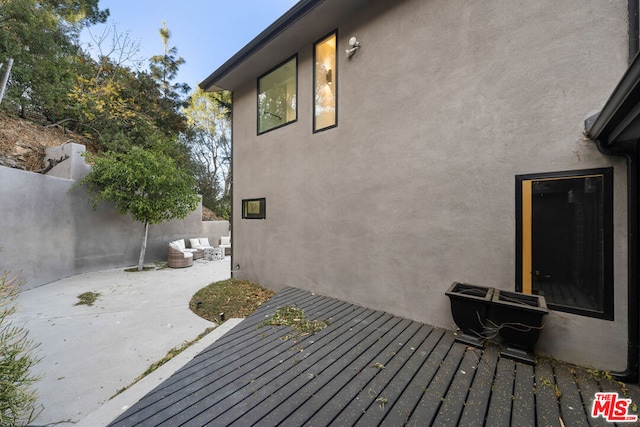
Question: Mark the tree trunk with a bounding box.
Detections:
[138,220,149,271]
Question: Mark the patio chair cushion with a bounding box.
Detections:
[175,239,186,250]
[189,238,201,249]
[199,237,211,246]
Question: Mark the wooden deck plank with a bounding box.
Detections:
[159,303,374,426]
[187,310,394,426]
[110,323,295,426]
[356,325,439,427]
[404,340,467,426]
[204,288,337,346]
[554,360,590,427]
[379,330,452,426]
[347,322,434,426]
[160,288,329,384]
[216,312,396,425]
[431,347,482,426]
[267,319,422,427]
[276,321,430,427]
[314,327,446,427]
[574,368,610,427]
[512,362,535,427]
[143,288,319,398]
[177,295,342,384]
[484,357,515,426]
[111,293,353,426]
[534,357,561,427]
[457,345,499,427]
[106,287,640,427]
[140,295,338,398]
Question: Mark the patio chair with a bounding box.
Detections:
[167,244,193,268]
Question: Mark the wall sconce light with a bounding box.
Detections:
[325,69,332,84]
[346,36,361,59]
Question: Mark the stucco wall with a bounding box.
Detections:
[230,0,629,371]
[0,143,230,290]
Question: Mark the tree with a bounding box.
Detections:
[65,54,188,154]
[149,21,189,108]
[182,88,231,219]
[79,144,200,271]
[0,0,108,117]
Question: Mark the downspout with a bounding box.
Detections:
[594,138,639,383]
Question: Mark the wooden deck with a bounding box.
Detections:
[108,287,640,426]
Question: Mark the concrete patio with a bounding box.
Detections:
[9,257,232,426]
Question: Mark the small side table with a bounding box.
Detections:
[212,247,224,261]
[203,247,215,261]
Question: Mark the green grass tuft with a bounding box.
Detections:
[75,291,100,306]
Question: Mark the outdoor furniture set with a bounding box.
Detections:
[167,237,228,268]
[445,281,549,364]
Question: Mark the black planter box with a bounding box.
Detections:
[490,290,548,364]
[445,282,494,348]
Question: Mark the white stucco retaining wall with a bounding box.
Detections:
[0,143,230,289]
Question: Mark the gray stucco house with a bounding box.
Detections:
[201,0,640,377]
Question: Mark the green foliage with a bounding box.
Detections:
[1,3,222,226]
[79,143,200,270]
[65,56,187,150]
[75,291,100,306]
[0,0,109,117]
[182,88,232,220]
[0,271,41,426]
[80,144,199,225]
[149,21,189,109]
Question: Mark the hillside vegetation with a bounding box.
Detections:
[0,114,223,220]
[0,114,92,171]
[0,0,231,220]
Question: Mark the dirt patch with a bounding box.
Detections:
[190,279,275,323]
[0,113,93,171]
[202,205,224,221]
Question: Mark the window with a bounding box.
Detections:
[313,31,337,132]
[516,168,613,319]
[258,56,297,134]
[242,198,266,219]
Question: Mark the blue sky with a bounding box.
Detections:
[80,0,299,92]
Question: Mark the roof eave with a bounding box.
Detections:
[586,52,640,148]
[199,0,322,92]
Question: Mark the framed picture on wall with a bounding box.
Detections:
[242,198,266,219]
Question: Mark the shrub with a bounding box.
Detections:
[0,271,41,426]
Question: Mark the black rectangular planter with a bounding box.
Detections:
[445,282,494,348]
[490,290,548,364]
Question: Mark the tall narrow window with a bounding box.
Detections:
[516,168,614,319]
[258,56,297,134]
[313,32,337,132]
